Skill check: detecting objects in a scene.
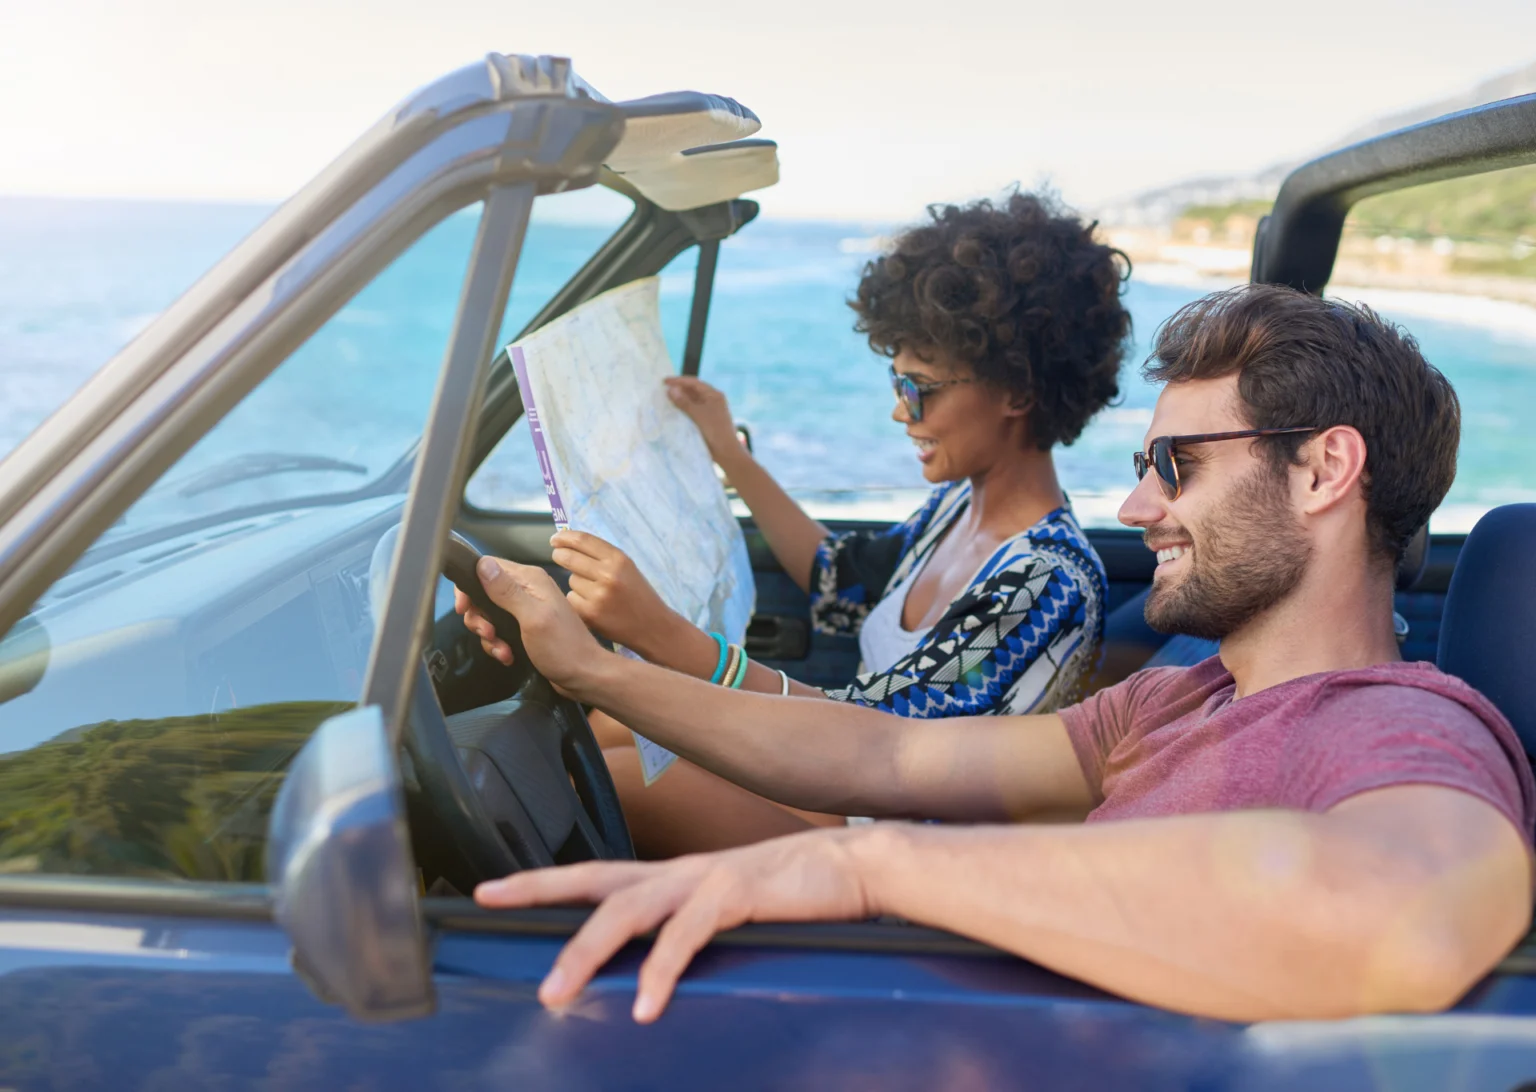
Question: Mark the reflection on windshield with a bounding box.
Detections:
[102,209,488,543]
[0,700,349,880]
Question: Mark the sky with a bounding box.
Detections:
[3,0,1536,222]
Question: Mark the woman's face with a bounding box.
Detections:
[890,347,1030,483]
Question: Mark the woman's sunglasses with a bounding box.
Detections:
[888,367,977,422]
[1133,427,1319,500]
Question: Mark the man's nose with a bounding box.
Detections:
[891,397,911,425]
[1118,469,1168,529]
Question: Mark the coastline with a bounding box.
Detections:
[1127,253,1536,342]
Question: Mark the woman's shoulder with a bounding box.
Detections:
[908,480,971,531]
[975,504,1105,592]
[892,480,971,557]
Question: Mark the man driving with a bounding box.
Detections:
[459,283,1535,1024]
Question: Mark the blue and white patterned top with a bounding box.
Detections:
[809,481,1106,717]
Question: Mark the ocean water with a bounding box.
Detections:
[2,196,1534,533]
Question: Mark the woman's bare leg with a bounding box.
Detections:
[603,746,843,859]
[588,708,635,750]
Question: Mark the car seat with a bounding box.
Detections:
[1436,504,1536,764]
[1092,523,1431,686]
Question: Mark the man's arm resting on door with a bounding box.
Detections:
[478,783,1532,1024]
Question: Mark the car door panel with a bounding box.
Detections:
[4,901,1536,1090]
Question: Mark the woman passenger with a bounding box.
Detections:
[460,191,1132,855]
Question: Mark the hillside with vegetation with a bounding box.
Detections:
[1345,166,1536,278]
[0,700,348,881]
[1109,164,1536,295]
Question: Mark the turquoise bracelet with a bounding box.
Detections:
[728,644,748,689]
[707,631,729,684]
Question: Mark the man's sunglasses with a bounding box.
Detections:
[888,366,977,422]
[1133,427,1319,500]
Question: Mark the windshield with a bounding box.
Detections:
[101,209,486,544]
[93,187,637,547]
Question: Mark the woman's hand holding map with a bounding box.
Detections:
[663,376,744,471]
[551,529,691,661]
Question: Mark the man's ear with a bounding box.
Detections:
[1003,392,1033,418]
[1299,425,1368,515]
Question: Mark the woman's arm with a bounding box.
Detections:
[467,530,823,696]
[463,557,1092,819]
[665,376,828,592]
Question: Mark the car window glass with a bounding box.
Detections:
[467,243,689,514]
[1331,163,1536,532]
[0,204,486,881]
[495,185,636,346]
[462,188,647,512]
[101,209,495,547]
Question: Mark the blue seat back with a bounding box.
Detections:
[1436,504,1536,759]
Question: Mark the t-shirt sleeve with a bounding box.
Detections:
[1058,667,1185,801]
[1288,684,1534,847]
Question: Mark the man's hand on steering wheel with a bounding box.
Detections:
[455,556,607,694]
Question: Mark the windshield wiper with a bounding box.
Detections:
[175,452,369,498]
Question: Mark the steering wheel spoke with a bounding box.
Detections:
[374,526,636,884]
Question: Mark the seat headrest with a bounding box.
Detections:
[1396,522,1429,592]
[1436,504,1536,757]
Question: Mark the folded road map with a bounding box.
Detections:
[508,277,756,783]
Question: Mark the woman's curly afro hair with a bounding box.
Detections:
[851,191,1131,449]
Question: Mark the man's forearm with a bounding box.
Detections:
[851,801,1527,1021]
[574,652,1082,820]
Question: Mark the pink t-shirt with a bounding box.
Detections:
[1060,656,1535,847]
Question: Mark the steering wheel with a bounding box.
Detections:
[369,526,634,883]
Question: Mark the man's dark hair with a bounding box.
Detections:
[1144,283,1460,563]
[850,191,1131,449]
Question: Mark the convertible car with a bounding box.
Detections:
[0,53,1534,1090]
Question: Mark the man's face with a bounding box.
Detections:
[1118,377,1313,641]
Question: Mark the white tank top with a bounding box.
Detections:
[857,549,936,674]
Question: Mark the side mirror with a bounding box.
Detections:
[0,615,49,706]
[265,705,433,1021]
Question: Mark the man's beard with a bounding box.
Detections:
[1144,465,1312,641]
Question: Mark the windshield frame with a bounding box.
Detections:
[0,66,627,641]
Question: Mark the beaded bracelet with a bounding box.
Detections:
[719,642,741,689]
[706,631,730,684]
[727,644,749,689]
